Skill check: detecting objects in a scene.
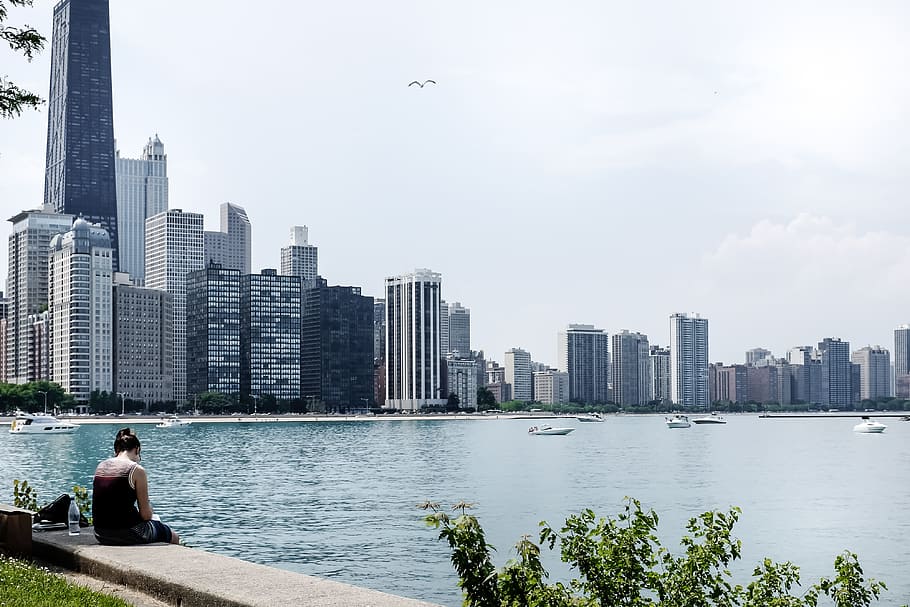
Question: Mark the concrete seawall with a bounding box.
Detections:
[32,529,441,607]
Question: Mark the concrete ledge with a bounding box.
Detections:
[33,529,441,607]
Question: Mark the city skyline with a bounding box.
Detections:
[3,1,910,366]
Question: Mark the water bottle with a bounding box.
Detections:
[68,498,80,536]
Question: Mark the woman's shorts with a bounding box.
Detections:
[94,520,173,545]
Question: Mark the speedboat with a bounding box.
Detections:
[576,413,605,423]
[665,415,690,429]
[692,412,727,425]
[528,424,574,436]
[853,417,886,433]
[9,412,79,434]
[156,415,192,428]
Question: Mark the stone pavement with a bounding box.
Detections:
[33,528,442,607]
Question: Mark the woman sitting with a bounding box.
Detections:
[92,427,180,545]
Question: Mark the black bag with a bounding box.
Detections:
[34,494,89,527]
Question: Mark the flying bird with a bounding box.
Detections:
[408,80,436,88]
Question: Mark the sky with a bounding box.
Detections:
[2,0,910,367]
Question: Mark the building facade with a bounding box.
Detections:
[204,203,251,274]
[505,348,533,402]
[26,312,50,383]
[446,358,478,408]
[112,276,174,404]
[186,264,241,399]
[44,0,119,268]
[48,219,113,401]
[669,313,709,408]
[6,207,73,383]
[280,226,318,280]
[533,370,569,405]
[115,135,167,284]
[745,348,771,366]
[649,346,671,404]
[301,279,372,410]
[894,325,910,398]
[818,337,852,408]
[611,330,651,406]
[144,209,205,401]
[558,324,610,404]
[241,270,302,403]
[384,269,444,410]
[447,302,471,359]
[851,346,891,401]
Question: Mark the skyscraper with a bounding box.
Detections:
[745,348,771,366]
[204,203,251,274]
[649,346,671,404]
[439,299,449,356]
[44,0,119,269]
[447,302,471,358]
[558,324,610,404]
[385,269,444,410]
[115,135,168,284]
[242,270,302,403]
[446,358,479,408]
[611,330,651,406]
[280,226,318,279]
[504,348,533,401]
[6,207,73,383]
[113,275,174,405]
[48,219,113,401]
[145,209,205,401]
[669,313,709,408]
[894,325,910,398]
[851,346,891,401]
[818,337,852,408]
[301,279,372,411]
[186,264,241,399]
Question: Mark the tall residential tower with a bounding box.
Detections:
[558,324,610,404]
[280,226,318,279]
[669,313,709,408]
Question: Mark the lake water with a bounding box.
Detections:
[1,415,908,606]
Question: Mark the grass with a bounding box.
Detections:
[0,554,131,607]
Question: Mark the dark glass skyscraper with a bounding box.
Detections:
[44,0,119,269]
[186,264,241,399]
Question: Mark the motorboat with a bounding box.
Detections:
[156,415,192,429]
[692,412,727,425]
[665,415,691,429]
[528,424,574,436]
[576,413,605,423]
[9,412,79,434]
[853,417,886,433]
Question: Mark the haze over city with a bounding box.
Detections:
[3,0,910,365]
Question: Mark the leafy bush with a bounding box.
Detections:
[422,498,903,607]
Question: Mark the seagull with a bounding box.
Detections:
[408,80,436,88]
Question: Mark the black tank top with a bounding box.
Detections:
[92,457,144,530]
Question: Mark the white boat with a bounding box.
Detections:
[665,415,691,429]
[692,412,727,425]
[528,424,574,436]
[9,412,79,434]
[853,417,886,433]
[576,413,605,423]
[156,415,192,429]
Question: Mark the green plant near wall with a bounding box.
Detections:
[421,498,905,607]
[73,484,92,524]
[12,479,38,511]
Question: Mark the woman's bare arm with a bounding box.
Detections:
[132,466,155,521]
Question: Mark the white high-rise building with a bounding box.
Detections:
[280,226,318,279]
[533,370,569,404]
[5,206,74,383]
[851,346,891,401]
[204,202,251,274]
[48,219,113,401]
[505,347,533,401]
[447,302,471,359]
[115,135,168,284]
[145,209,204,402]
[384,269,445,410]
[670,312,709,408]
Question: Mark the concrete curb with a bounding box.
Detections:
[33,529,441,607]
